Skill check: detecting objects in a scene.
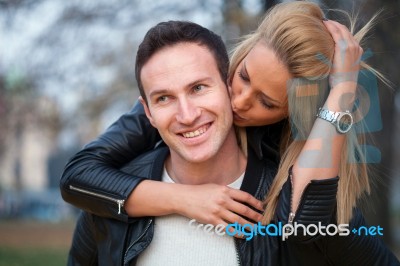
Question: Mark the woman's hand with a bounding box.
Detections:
[291,21,364,214]
[177,184,264,229]
[323,20,363,110]
[126,180,263,238]
[324,20,363,86]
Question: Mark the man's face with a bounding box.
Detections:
[140,42,233,163]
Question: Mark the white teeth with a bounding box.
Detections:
[182,125,208,138]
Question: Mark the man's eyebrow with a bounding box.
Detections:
[185,77,213,89]
[149,89,170,99]
[148,77,214,99]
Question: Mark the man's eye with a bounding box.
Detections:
[157,95,168,102]
[193,85,204,92]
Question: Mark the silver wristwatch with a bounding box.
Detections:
[316,108,353,134]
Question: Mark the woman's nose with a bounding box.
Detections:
[232,89,252,112]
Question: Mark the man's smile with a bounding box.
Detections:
[181,123,211,138]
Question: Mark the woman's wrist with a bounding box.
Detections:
[325,81,357,111]
[125,180,184,217]
[168,183,189,216]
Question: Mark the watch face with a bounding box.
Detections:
[337,113,353,133]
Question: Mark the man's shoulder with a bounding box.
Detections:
[119,146,169,180]
[248,148,278,178]
[241,147,278,198]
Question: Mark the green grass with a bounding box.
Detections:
[0,247,68,266]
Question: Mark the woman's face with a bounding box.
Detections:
[230,42,290,127]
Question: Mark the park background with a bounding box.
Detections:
[1,0,399,264]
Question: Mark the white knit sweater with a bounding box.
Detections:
[136,167,244,266]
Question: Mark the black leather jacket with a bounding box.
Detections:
[61,102,399,265]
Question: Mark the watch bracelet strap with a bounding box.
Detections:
[316,107,341,123]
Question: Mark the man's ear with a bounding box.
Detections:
[227,78,233,98]
[139,96,156,128]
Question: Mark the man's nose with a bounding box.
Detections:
[176,98,201,125]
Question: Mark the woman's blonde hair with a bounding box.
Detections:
[229,1,382,224]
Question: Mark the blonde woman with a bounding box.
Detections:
[228,2,374,226]
[62,2,398,265]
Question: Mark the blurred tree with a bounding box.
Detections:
[2,72,37,190]
[262,0,279,11]
[0,0,223,190]
[0,75,6,159]
[319,0,400,247]
[357,0,400,248]
[0,70,62,190]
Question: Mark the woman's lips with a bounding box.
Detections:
[233,112,247,121]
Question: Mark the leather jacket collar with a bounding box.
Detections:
[246,119,287,163]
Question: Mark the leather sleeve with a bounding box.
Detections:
[60,101,161,222]
[275,168,339,242]
[325,208,400,265]
[275,172,400,264]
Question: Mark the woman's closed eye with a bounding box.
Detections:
[258,95,274,109]
[238,71,250,82]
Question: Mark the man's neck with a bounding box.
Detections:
[165,129,247,185]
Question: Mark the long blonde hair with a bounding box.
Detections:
[229,1,381,224]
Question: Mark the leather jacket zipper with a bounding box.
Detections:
[124,219,153,265]
[288,172,311,229]
[234,238,241,266]
[69,185,125,214]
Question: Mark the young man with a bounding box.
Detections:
[67,20,277,266]
[65,21,398,265]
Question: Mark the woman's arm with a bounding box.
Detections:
[61,101,263,225]
[291,20,363,214]
[60,101,161,221]
[126,181,264,226]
